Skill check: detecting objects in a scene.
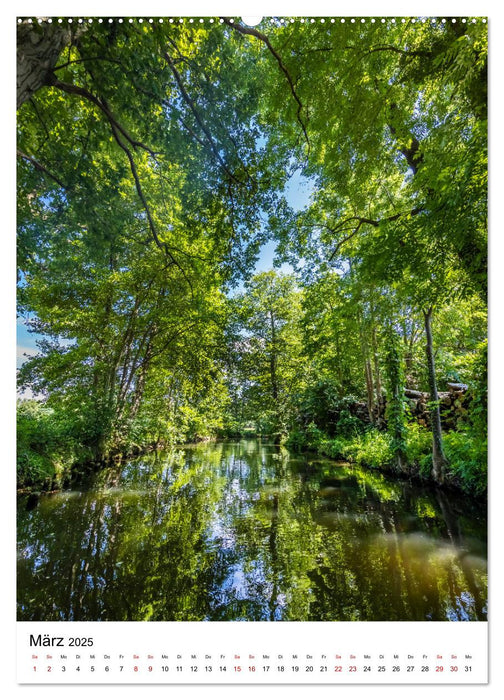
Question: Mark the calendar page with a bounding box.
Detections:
[12,0,494,695]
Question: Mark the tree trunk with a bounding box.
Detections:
[358,309,375,422]
[268,310,284,440]
[384,323,407,473]
[334,325,344,390]
[404,388,426,400]
[17,23,72,108]
[423,307,447,483]
[371,326,382,403]
[364,358,375,421]
[269,310,279,402]
[130,339,153,419]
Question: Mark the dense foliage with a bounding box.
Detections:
[17,17,487,495]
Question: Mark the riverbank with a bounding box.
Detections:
[16,403,220,494]
[16,399,224,492]
[17,438,174,493]
[18,419,486,499]
[286,424,487,497]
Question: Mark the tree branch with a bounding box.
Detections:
[361,44,430,58]
[17,149,68,189]
[222,18,310,149]
[107,121,193,293]
[47,76,194,284]
[53,56,124,71]
[328,207,423,260]
[147,321,200,362]
[51,77,159,159]
[162,50,241,184]
[388,104,424,174]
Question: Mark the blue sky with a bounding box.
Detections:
[255,168,313,272]
[16,320,37,367]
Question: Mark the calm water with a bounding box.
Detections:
[17,440,487,621]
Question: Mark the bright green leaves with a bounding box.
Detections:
[226,271,304,437]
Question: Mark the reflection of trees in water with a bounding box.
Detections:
[187,441,320,620]
[303,473,487,621]
[18,492,121,619]
[268,492,279,621]
[17,440,487,621]
[434,489,487,620]
[18,447,228,620]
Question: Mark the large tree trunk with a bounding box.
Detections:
[357,309,375,422]
[268,310,279,402]
[268,310,282,440]
[17,22,72,108]
[371,325,382,403]
[383,323,407,474]
[423,307,448,483]
[364,358,375,421]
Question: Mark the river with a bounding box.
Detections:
[17,439,487,621]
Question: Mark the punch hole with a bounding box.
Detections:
[241,17,262,26]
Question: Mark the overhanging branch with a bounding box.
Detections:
[162,50,241,184]
[46,76,194,283]
[328,207,424,260]
[51,77,159,159]
[222,18,310,149]
[107,121,192,291]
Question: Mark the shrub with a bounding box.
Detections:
[287,425,347,459]
[405,424,432,467]
[286,428,307,451]
[318,437,347,459]
[303,422,325,449]
[17,400,77,489]
[443,431,487,495]
[297,379,343,435]
[344,429,394,469]
[334,408,364,438]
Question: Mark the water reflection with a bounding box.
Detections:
[17,440,487,621]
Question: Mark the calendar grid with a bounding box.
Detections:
[17,621,488,684]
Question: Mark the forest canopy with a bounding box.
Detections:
[17,16,487,495]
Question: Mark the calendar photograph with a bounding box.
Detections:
[15,10,488,683]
